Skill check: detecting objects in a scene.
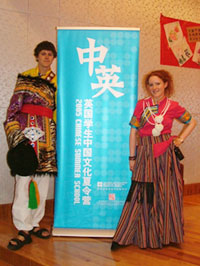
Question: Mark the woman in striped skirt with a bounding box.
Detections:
[111,70,196,250]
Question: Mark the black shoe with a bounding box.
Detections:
[111,241,121,251]
[29,227,51,239]
[7,230,32,251]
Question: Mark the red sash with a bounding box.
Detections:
[21,104,53,119]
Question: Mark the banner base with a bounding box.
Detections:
[52,228,115,238]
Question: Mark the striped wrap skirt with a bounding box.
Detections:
[113,134,184,249]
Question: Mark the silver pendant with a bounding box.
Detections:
[155,123,164,132]
[152,128,161,136]
[155,115,163,124]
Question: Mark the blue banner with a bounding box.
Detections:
[53,27,140,237]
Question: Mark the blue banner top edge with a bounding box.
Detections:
[57,27,140,31]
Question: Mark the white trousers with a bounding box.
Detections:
[12,175,49,231]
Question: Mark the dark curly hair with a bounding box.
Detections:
[34,41,57,58]
[143,69,174,97]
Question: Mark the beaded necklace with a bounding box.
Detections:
[143,97,171,136]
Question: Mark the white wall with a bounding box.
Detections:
[0,0,199,203]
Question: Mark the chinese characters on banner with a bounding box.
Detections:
[160,14,200,69]
[74,99,93,205]
[74,38,126,208]
[77,38,124,98]
[54,28,140,236]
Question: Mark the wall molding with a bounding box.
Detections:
[183,183,200,196]
[0,185,200,220]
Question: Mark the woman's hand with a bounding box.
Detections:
[129,160,136,171]
[174,117,196,147]
[173,137,183,147]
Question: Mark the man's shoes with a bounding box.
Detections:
[29,227,51,239]
[7,230,32,251]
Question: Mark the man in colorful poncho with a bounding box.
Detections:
[4,41,57,250]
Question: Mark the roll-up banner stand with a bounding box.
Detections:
[53,27,140,237]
